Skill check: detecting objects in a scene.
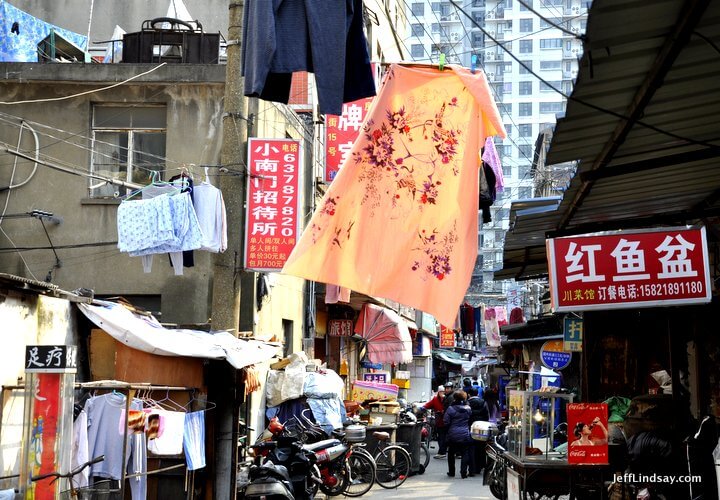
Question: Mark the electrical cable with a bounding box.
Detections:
[0,63,168,105]
[516,0,584,39]
[450,0,720,149]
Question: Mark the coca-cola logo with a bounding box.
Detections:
[569,449,586,457]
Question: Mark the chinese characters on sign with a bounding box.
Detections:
[363,373,388,383]
[547,227,711,312]
[325,98,374,182]
[25,345,77,372]
[245,138,301,271]
[439,325,456,348]
[563,316,583,352]
[539,340,572,370]
[328,319,354,337]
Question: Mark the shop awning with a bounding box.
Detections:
[354,303,413,364]
[78,300,281,370]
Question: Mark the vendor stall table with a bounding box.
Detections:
[504,452,610,500]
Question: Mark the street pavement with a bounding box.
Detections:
[324,441,496,500]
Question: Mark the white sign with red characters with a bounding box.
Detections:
[244,138,301,271]
[547,227,711,312]
[325,97,374,183]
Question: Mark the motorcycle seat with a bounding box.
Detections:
[302,438,342,452]
[373,431,390,441]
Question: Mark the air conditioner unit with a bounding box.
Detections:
[572,6,579,13]
[490,30,496,36]
[452,33,459,41]
[486,12,494,19]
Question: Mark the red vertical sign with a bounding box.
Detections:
[245,138,301,271]
[325,97,374,182]
[567,403,609,465]
[439,325,456,348]
[31,373,61,500]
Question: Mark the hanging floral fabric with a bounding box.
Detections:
[283,64,504,326]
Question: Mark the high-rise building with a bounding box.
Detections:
[404,0,590,308]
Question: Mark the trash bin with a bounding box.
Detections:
[396,422,423,475]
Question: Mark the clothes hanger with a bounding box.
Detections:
[157,388,187,412]
[123,171,182,201]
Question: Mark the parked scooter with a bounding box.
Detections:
[241,441,299,500]
[484,419,508,500]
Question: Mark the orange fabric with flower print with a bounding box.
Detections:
[283,64,505,326]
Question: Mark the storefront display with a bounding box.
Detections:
[506,390,574,462]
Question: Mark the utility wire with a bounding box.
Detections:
[516,0,584,39]
[0,63,168,105]
[450,0,720,149]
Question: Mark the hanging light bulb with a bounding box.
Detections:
[533,407,545,423]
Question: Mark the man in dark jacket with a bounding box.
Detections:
[467,387,489,473]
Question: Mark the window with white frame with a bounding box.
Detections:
[519,18,533,32]
[540,81,561,91]
[519,102,532,116]
[411,44,425,58]
[412,24,424,37]
[519,81,533,95]
[412,3,425,16]
[540,38,563,49]
[519,40,533,53]
[520,60,532,74]
[540,60,562,70]
[540,101,564,113]
[91,105,166,198]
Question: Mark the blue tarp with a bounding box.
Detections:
[0,0,87,62]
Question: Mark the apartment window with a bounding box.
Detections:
[91,105,166,198]
[496,144,510,157]
[474,0,485,6]
[499,62,512,74]
[411,24,424,37]
[520,0,531,10]
[518,164,531,178]
[519,186,532,198]
[519,19,533,32]
[411,44,424,58]
[519,102,532,116]
[412,2,425,16]
[504,124,512,137]
[502,82,512,93]
[519,40,533,53]
[540,60,562,70]
[540,101,564,113]
[541,0,563,5]
[540,81,561,92]
[473,33,484,45]
[540,38,563,49]
[518,124,532,137]
[502,164,512,176]
[518,144,532,159]
[519,81,533,95]
[565,61,572,71]
[495,229,505,244]
[503,0,513,8]
[495,208,509,220]
[566,40,572,51]
[432,23,441,33]
[519,60,532,74]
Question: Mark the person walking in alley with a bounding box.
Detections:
[424,385,449,458]
[467,387,489,474]
[444,390,473,478]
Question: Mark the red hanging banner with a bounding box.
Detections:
[245,138,302,271]
[547,227,710,312]
[325,97,374,183]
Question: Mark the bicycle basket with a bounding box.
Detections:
[60,480,122,500]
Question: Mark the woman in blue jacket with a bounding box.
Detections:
[443,390,473,478]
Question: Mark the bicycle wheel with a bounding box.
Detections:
[343,449,376,497]
[374,445,411,489]
[418,442,430,473]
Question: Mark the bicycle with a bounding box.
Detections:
[368,431,412,489]
[31,455,111,500]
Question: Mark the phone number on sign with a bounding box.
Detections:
[639,281,704,297]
